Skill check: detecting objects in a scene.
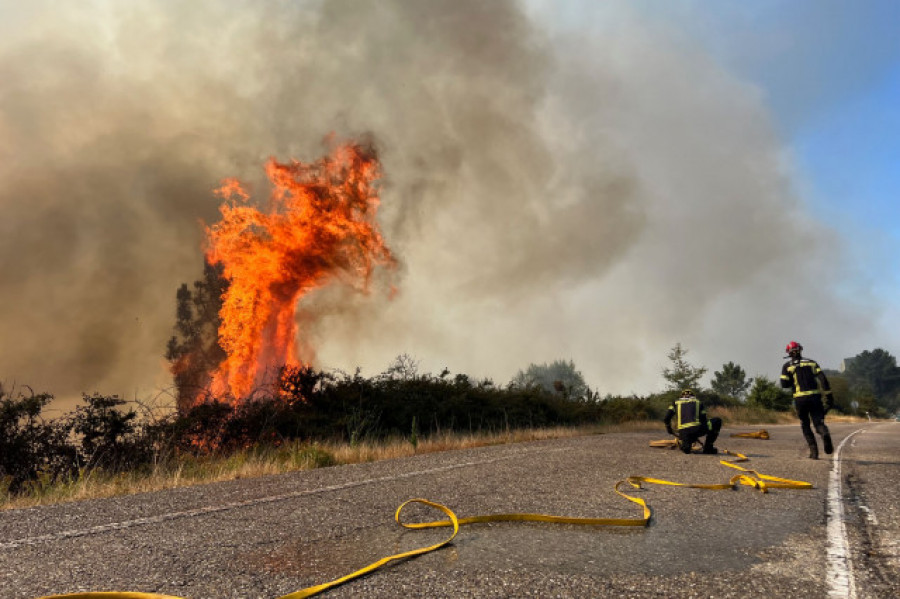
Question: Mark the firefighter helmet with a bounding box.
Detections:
[785,341,803,355]
[680,389,694,398]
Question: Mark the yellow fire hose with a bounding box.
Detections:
[730,430,770,439]
[650,429,770,450]
[35,436,810,599]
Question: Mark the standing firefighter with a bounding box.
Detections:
[781,341,834,459]
[664,389,722,454]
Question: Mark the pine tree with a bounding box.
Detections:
[662,343,707,391]
[165,261,228,412]
[711,361,751,400]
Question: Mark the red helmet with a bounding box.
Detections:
[785,341,802,354]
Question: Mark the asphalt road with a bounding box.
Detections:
[1,421,897,599]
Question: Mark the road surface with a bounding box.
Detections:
[1,422,897,598]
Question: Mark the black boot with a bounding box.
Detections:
[816,423,833,455]
[808,443,819,460]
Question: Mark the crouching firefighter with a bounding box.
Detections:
[664,389,722,454]
[781,341,834,459]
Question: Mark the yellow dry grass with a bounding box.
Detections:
[708,405,797,425]
[1,426,596,510]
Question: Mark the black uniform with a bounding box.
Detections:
[780,356,834,458]
[664,396,722,454]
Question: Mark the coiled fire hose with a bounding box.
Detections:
[35,433,807,599]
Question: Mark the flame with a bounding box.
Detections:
[203,139,395,401]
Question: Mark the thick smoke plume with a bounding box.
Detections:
[0,0,875,408]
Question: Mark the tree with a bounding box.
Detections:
[746,376,792,411]
[826,374,852,414]
[166,261,229,412]
[379,354,421,381]
[844,348,900,414]
[662,343,707,391]
[511,359,590,400]
[710,361,751,400]
[67,393,150,470]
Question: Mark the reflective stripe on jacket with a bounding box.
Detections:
[781,358,831,399]
[669,398,706,430]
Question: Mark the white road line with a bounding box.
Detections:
[0,450,543,550]
[826,428,865,599]
[857,504,878,526]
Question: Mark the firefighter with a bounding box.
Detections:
[781,341,834,459]
[664,389,722,454]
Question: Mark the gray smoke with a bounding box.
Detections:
[0,0,875,409]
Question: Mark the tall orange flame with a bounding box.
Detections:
[204,139,395,401]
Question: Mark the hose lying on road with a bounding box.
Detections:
[650,429,770,449]
[35,441,811,599]
[731,429,770,439]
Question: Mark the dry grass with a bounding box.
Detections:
[0,445,337,510]
[1,426,597,510]
[1,412,874,510]
[325,425,600,464]
[708,405,797,425]
[710,406,871,427]
[823,413,874,424]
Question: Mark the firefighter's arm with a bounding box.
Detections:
[780,363,792,389]
[664,407,675,435]
[817,368,835,411]
[699,404,709,429]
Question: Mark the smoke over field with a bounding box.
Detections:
[0,0,875,406]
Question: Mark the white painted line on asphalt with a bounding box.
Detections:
[857,504,878,526]
[826,428,865,599]
[0,450,544,550]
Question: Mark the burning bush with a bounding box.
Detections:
[166,138,396,412]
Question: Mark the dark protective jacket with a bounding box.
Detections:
[664,397,708,437]
[781,356,834,406]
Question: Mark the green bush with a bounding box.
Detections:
[746,376,793,411]
[68,393,154,470]
[0,388,76,493]
[1,389,166,494]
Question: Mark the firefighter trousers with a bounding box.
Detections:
[677,417,722,454]
[795,394,831,458]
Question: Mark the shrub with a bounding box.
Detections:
[746,376,793,411]
[0,387,77,493]
[67,393,153,470]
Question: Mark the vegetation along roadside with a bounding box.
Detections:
[2,345,892,510]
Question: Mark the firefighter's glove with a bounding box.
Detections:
[825,396,834,414]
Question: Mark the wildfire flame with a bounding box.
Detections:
[203,139,395,401]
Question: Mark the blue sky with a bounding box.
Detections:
[684,1,900,237]
[687,1,900,367]
[526,0,900,280]
[796,62,900,234]
[541,0,900,356]
[706,1,900,352]
[518,0,900,382]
